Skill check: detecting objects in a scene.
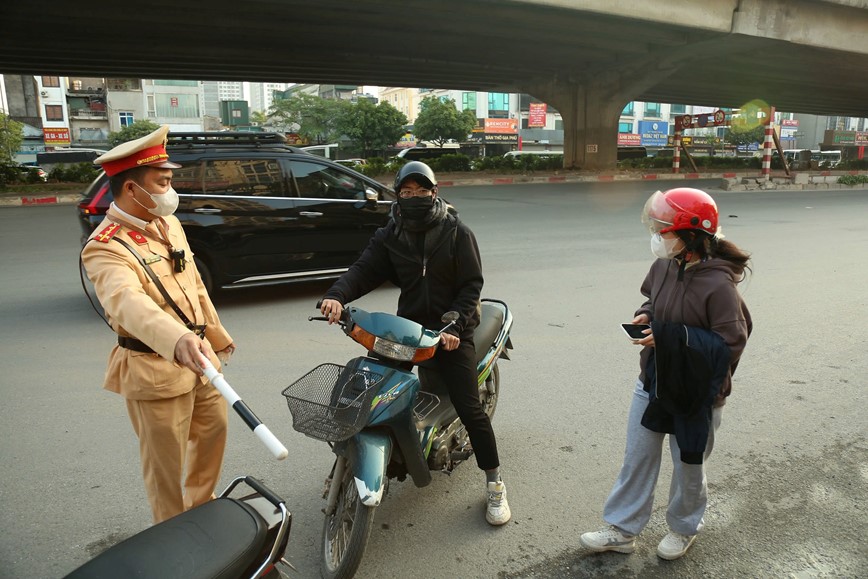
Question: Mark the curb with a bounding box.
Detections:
[437,171,736,189]
[0,192,83,207]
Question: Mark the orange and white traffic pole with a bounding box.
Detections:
[761,106,776,181]
[673,129,681,174]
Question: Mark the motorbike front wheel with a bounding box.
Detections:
[321,460,375,579]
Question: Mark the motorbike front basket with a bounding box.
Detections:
[282,363,384,442]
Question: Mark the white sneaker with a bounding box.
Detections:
[657,531,696,560]
[485,481,511,525]
[580,526,636,553]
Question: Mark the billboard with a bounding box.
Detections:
[638,121,669,147]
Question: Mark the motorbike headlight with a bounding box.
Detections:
[372,337,416,361]
[349,323,439,363]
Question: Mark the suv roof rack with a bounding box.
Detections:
[167,132,288,148]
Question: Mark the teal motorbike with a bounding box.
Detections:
[283,299,513,579]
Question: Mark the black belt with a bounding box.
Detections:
[117,327,206,354]
[118,336,155,354]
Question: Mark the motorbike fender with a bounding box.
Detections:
[349,431,392,507]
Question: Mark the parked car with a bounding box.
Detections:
[77,132,396,293]
[17,164,48,182]
[395,146,462,162]
[503,150,563,158]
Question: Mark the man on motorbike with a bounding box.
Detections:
[319,161,511,526]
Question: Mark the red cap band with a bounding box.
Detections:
[101,144,172,176]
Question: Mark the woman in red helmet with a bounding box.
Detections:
[581,187,752,560]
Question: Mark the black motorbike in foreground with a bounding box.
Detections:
[63,358,293,579]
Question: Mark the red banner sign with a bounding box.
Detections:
[618,133,642,146]
[43,127,70,145]
[528,103,547,128]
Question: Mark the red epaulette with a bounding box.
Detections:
[94,223,121,243]
[127,231,148,245]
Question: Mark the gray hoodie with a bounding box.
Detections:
[635,257,752,406]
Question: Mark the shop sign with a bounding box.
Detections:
[484,118,517,134]
[484,133,518,144]
[617,133,641,146]
[638,121,669,147]
[43,127,70,146]
[781,119,800,127]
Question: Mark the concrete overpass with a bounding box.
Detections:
[3,0,868,168]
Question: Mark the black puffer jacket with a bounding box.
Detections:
[323,202,483,338]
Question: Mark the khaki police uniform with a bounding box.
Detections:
[81,126,233,523]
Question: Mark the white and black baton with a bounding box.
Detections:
[199,355,289,460]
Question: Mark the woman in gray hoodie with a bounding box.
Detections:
[581,187,752,561]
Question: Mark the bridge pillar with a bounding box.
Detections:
[530,77,625,170]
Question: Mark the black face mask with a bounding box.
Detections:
[399,196,435,220]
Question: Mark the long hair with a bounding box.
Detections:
[676,230,752,281]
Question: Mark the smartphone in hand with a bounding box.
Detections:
[621,323,651,340]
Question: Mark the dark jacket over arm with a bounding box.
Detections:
[323,210,483,338]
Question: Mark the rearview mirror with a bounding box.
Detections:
[441,311,459,324]
[364,188,379,202]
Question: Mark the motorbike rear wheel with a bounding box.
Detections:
[321,460,375,579]
[480,361,500,419]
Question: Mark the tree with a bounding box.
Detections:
[341,99,408,158]
[108,120,162,147]
[268,93,350,144]
[250,111,268,126]
[413,96,477,147]
[724,124,766,147]
[0,113,24,164]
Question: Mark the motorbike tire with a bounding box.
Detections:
[320,461,375,579]
[480,361,500,419]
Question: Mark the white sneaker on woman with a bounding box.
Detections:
[580,526,636,553]
[656,531,696,560]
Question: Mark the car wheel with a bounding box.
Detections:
[194,256,215,295]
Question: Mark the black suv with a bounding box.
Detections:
[78,132,396,293]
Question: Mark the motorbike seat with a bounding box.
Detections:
[474,303,504,364]
[416,303,504,429]
[64,498,267,579]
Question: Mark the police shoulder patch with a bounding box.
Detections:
[127,231,147,245]
[94,223,121,243]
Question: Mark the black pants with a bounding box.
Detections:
[429,339,500,471]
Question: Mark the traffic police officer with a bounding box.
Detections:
[81,125,235,523]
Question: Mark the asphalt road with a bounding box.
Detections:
[0,180,866,578]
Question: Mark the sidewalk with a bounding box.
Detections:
[1,169,864,207]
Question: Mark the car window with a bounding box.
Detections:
[170,162,202,194]
[289,160,366,200]
[202,158,287,197]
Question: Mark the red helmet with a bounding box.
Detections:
[642,187,719,235]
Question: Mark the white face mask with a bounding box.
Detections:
[650,232,684,259]
[133,182,179,217]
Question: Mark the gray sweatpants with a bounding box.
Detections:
[602,381,722,537]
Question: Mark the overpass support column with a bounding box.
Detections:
[531,78,625,170]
